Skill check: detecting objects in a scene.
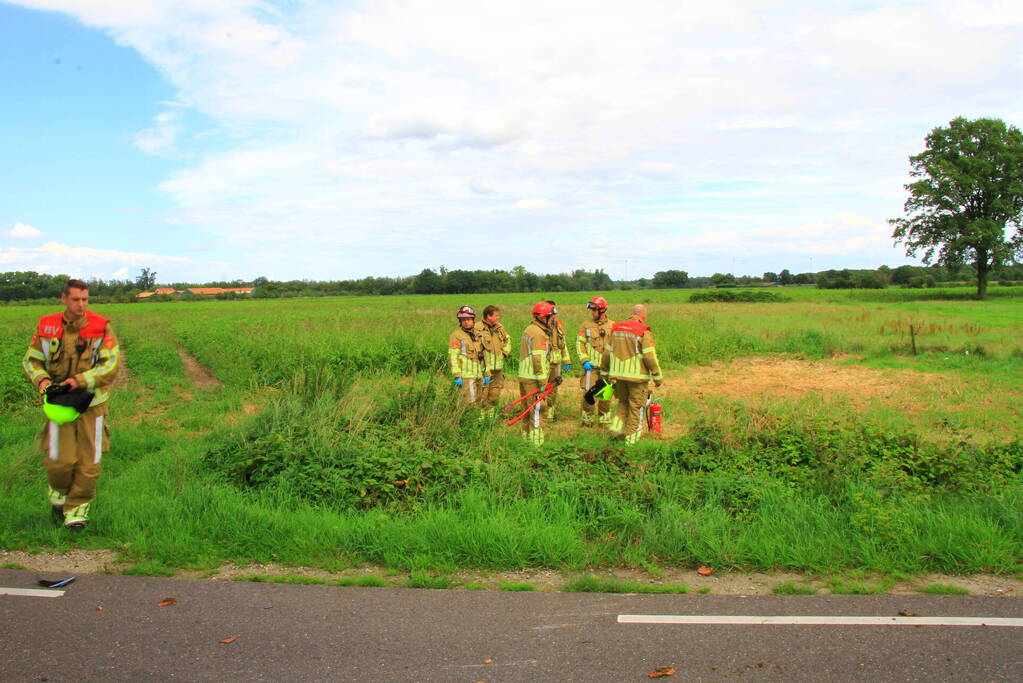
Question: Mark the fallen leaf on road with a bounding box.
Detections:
[219,637,237,644]
[649,666,676,677]
[483,659,492,664]
[898,611,919,617]
[158,598,177,607]
[697,566,713,576]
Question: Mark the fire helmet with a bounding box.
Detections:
[586,296,608,311]
[456,306,476,319]
[42,384,93,425]
[531,301,555,318]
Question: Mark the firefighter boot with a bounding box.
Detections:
[48,485,67,523]
[63,502,91,531]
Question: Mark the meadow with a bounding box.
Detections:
[1,286,1022,581]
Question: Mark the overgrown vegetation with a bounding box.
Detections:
[2,290,1022,580]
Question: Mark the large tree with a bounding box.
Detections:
[890,117,1023,299]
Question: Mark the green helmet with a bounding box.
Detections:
[43,396,79,424]
[42,385,94,424]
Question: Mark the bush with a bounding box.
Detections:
[689,290,790,303]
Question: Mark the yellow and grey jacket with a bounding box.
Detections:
[475,320,511,373]
[548,318,570,365]
[23,310,121,407]
[601,317,663,383]
[518,320,551,381]
[576,316,614,367]
[448,327,486,379]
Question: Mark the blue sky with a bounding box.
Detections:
[2,1,1021,284]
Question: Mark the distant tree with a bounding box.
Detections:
[135,267,157,290]
[652,269,689,289]
[778,269,792,285]
[710,272,735,287]
[412,268,442,294]
[890,117,1023,299]
[592,269,613,290]
[890,265,918,286]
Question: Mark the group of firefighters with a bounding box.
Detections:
[21,283,663,532]
[448,297,663,446]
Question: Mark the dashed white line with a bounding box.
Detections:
[0,587,66,598]
[618,615,1023,627]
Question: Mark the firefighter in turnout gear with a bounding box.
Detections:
[577,295,614,425]
[474,305,511,417]
[22,279,121,530]
[544,301,570,422]
[601,303,663,445]
[448,306,489,406]
[518,302,554,446]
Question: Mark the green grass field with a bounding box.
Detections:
[1,286,1021,578]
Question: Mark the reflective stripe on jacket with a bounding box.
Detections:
[448,328,486,379]
[602,318,662,382]
[23,310,120,407]
[517,320,550,380]
[576,317,613,365]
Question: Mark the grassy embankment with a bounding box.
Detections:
[1,286,1021,580]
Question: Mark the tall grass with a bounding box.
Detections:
[1,290,1021,576]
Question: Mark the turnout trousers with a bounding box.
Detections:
[40,403,110,509]
[518,379,546,446]
[579,366,612,423]
[544,364,562,421]
[481,369,504,410]
[609,380,649,444]
[458,377,482,406]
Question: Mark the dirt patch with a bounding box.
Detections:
[6,550,1021,596]
[680,356,944,409]
[178,348,221,390]
[1,549,119,574]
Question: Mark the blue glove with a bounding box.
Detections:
[483,376,491,386]
[563,363,571,372]
[454,377,463,388]
[582,361,595,371]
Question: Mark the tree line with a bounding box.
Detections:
[3,261,1021,304]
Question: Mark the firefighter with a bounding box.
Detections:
[448,306,488,405]
[576,295,614,425]
[601,303,663,445]
[518,301,554,446]
[543,301,571,422]
[475,304,511,417]
[22,279,121,530]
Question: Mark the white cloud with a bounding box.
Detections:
[112,266,130,279]
[9,0,1023,278]
[133,109,184,155]
[515,198,557,211]
[0,242,192,279]
[6,222,44,240]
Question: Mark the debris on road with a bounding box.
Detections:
[649,665,677,677]
[158,597,177,607]
[38,577,75,588]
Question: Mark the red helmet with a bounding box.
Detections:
[587,295,608,311]
[531,301,555,317]
[456,305,476,319]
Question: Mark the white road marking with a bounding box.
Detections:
[618,615,1023,627]
[0,587,65,598]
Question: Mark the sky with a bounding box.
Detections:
[1,1,1021,284]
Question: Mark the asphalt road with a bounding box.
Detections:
[2,569,1023,682]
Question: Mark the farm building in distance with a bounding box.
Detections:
[136,287,254,298]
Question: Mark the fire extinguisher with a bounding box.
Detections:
[647,398,663,434]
